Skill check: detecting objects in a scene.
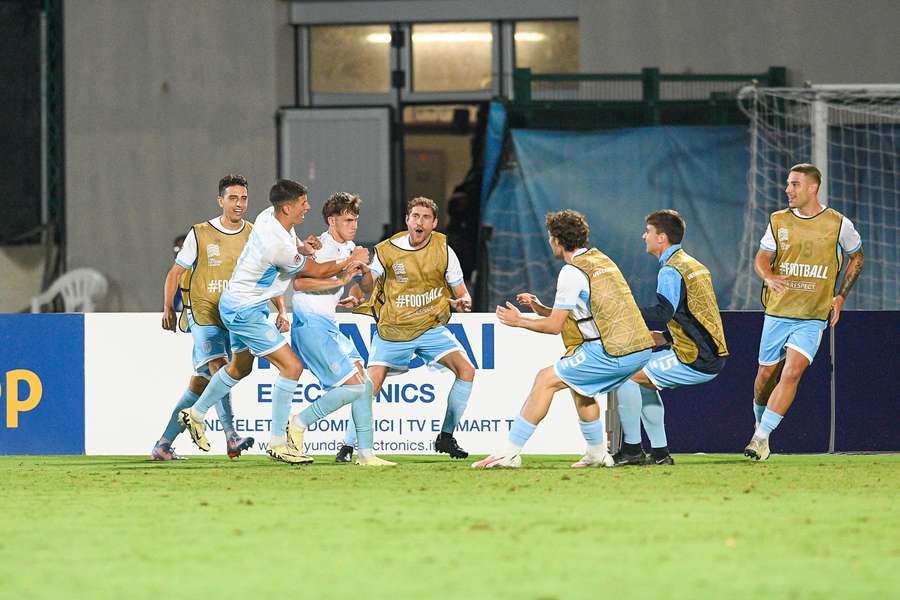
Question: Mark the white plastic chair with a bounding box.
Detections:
[31,268,108,313]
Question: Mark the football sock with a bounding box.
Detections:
[753,402,767,426]
[159,389,198,444]
[350,379,375,450]
[508,415,537,451]
[651,446,670,460]
[214,391,236,437]
[616,379,643,445]
[270,375,297,445]
[622,442,644,455]
[191,368,239,421]
[578,418,607,454]
[755,408,783,440]
[441,379,473,434]
[295,383,365,429]
[639,386,667,448]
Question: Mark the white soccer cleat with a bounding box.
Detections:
[356,454,397,467]
[471,452,522,469]
[571,451,615,468]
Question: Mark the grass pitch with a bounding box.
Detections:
[1,454,897,599]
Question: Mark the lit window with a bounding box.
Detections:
[310,25,390,93]
[515,20,579,73]
[412,23,493,92]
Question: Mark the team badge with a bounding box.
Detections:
[393,262,408,283]
[206,243,222,267]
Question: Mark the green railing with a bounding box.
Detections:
[511,66,786,126]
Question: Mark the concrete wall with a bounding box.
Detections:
[65,0,288,311]
[578,0,900,84]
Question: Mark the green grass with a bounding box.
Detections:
[1,454,898,599]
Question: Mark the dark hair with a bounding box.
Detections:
[789,163,822,186]
[645,209,686,244]
[407,196,439,218]
[269,179,308,207]
[218,174,248,196]
[323,192,361,223]
[545,210,590,251]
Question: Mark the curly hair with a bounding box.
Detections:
[545,210,590,251]
[322,192,361,223]
[218,174,248,196]
[408,196,439,218]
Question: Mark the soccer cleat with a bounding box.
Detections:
[435,432,469,459]
[226,435,255,459]
[356,455,397,467]
[335,444,354,463]
[266,443,314,465]
[471,452,522,469]
[287,419,306,456]
[744,435,771,461]
[649,454,675,466]
[178,409,210,452]
[571,451,615,468]
[613,448,649,467]
[151,442,186,461]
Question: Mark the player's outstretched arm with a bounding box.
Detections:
[162,262,187,331]
[496,301,568,335]
[831,247,864,326]
[516,292,551,317]
[448,282,472,312]
[754,249,789,294]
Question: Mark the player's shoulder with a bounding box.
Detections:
[770,207,791,218]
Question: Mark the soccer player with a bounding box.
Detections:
[614,210,729,466]
[473,210,654,469]
[745,163,864,460]
[179,179,368,464]
[289,192,394,466]
[152,174,260,460]
[354,197,475,459]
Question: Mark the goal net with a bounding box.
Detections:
[733,85,900,310]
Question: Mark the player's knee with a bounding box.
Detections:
[455,360,475,382]
[781,364,806,383]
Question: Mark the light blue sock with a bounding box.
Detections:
[192,368,239,418]
[159,389,198,444]
[578,418,606,448]
[441,379,473,434]
[616,380,643,445]
[756,408,783,439]
[344,414,358,447]
[508,415,537,449]
[639,387,667,448]
[270,375,297,442]
[753,402,767,425]
[296,384,365,428]
[350,379,374,450]
[214,392,236,437]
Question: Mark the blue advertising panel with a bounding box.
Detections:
[0,314,85,454]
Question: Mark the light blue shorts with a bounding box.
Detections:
[187,311,247,376]
[291,311,362,389]
[554,342,652,397]
[642,348,718,389]
[219,301,287,357]
[370,326,467,372]
[758,315,827,365]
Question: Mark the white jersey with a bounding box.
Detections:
[760,209,862,253]
[369,234,465,286]
[174,217,247,269]
[292,231,355,318]
[552,248,601,340]
[220,207,306,312]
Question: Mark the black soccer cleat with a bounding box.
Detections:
[435,433,469,459]
[335,444,354,463]
[613,448,649,467]
[649,454,675,466]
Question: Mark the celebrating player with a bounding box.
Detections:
[152,174,259,460]
[288,192,394,466]
[614,210,729,467]
[473,210,654,469]
[179,179,367,464]
[745,163,864,460]
[354,197,475,459]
